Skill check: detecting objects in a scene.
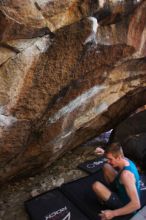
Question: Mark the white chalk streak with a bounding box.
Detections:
[88,17,99,33]
[0,115,17,127]
[61,131,72,139]
[35,35,50,53]
[48,85,106,124]
[83,17,99,45]
[74,102,108,128]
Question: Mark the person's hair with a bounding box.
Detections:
[105,142,124,158]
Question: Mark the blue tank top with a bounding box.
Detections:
[113,159,140,205]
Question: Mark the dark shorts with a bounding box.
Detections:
[105,193,135,219]
[105,192,124,210]
[104,192,135,219]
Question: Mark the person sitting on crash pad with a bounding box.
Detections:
[93,142,141,220]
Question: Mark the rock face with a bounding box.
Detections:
[127,0,146,57]
[0,0,146,183]
[109,110,146,170]
[0,0,99,41]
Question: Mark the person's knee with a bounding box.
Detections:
[103,163,111,171]
[103,163,117,183]
[92,181,112,201]
[92,181,102,192]
[103,163,111,175]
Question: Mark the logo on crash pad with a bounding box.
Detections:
[86,158,107,169]
[45,206,71,220]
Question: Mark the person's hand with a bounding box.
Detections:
[94,147,105,156]
[99,210,115,220]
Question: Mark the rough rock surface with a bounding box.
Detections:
[0,0,99,40]
[127,0,146,57]
[109,109,146,169]
[0,0,146,183]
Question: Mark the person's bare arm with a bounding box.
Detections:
[100,170,141,219]
[113,170,141,216]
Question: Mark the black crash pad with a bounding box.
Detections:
[78,156,107,174]
[25,155,146,220]
[25,172,108,220]
[25,188,89,220]
[25,171,139,220]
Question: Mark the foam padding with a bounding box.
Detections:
[78,157,107,174]
[61,172,104,220]
[25,172,146,220]
[25,188,89,220]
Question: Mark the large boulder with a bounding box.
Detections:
[0,0,146,183]
[109,110,146,170]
